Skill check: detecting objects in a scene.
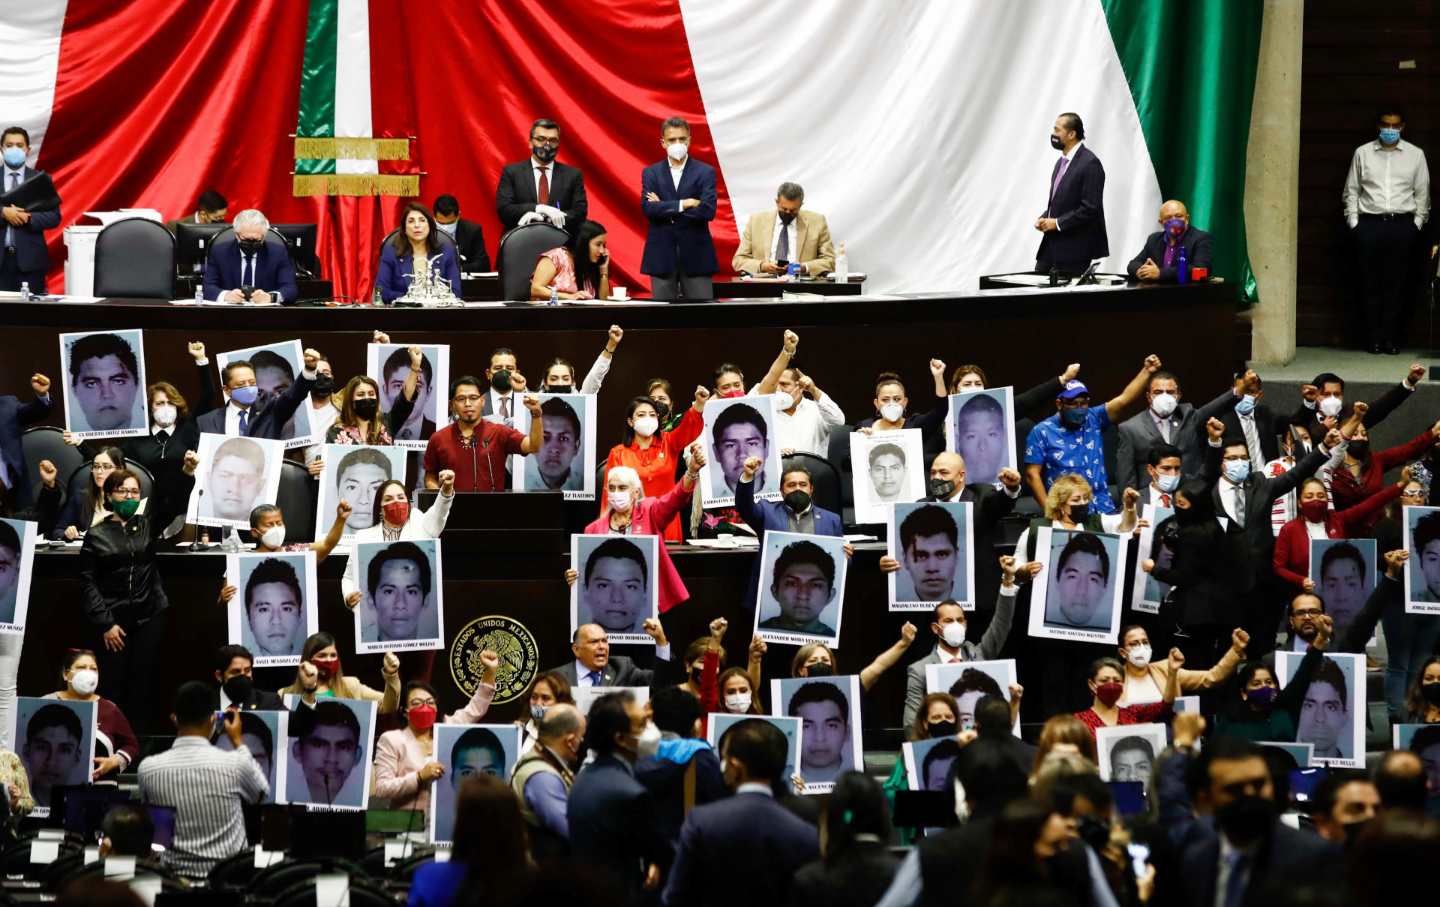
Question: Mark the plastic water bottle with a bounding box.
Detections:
[833,242,848,283]
[548,286,559,306]
[1176,246,1189,285]
[372,283,383,306]
[220,526,241,552]
[19,281,30,302]
[193,283,204,304]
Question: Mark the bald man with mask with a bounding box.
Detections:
[1126,200,1214,283]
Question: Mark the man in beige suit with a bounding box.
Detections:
[732,182,836,276]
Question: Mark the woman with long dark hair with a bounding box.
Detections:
[1330,418,1440,530]
[791,772,898,907]
[414,774,535,907]
[277,631,400,715]
[325,374,416,445]
[375,202,462,303]
[51,446,125,540]
[530,220,611,301]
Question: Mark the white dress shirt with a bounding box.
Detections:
[223,400,249,435]
[487,388,515,425]
[769,393,846,456]
[669,160,688,211]
[1344,138,1431,229]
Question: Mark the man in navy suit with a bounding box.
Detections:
[202,209,299,305]
[0,127,62,293]
[196,347,318,440]
[1127,200,1214,283]
[661,718,818,907]
[1034,112,1108,275]
[0,372,52,513]
[641,117,718,300]
[735,458,846,610]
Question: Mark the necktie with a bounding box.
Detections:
[1049,156,1070,208]
[1232,485,1246,527]
[4,172,17,247]
[1160,493,1171,508]
[775,220,789,262]
[1240,415,1263,467]
[538,168,550,205]
[243,255,253,288]
[499,395,510,420]
[238,407,250,436]
[587,670,602,686]
[1222,852,1250,907]
[1159,419,1171,443]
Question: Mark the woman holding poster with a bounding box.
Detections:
[43,648,139,783]
[1272,476,1401,596]
[601,392,706,541]
[325,370,419,446]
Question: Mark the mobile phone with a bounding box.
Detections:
[775,259,790,269]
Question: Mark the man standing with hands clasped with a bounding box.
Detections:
[0,127,61,294]
[1034,112,1108,277]
[641,117,718,300]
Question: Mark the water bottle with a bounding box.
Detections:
[786,261,802,281]
[833,242,849,283]
[372,283,383,306]
[220,526,240,552]
[548,286,559,306]
[1176,246,1189,285]
[193,282,204,304]
[19,281,30,302]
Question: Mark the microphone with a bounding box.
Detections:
[188,487,208,551]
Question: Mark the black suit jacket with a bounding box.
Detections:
[1291,380,1413,440]
[453,219,491,271]
[548,654,674,689]
[569,754,672,895]
[0,392,52,504]
[195,370,313,441]
[1179,822,1341,907]
[1,166,62,273]
[1126,226,1214,282]
[1036,144,1108,270]
[212,686,287,711]
[661,790,819,907]
[1115,389,1235,491]
[1219,402,1282,465]
[496,160,588,231]
[1207,443,1327,589]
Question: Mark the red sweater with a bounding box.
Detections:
[1272,484,1401,590]
[1330,429,1433,526]
[1073,701,1172,739]
[584,480,694,612]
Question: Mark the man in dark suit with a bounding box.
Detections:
[212,644,287,711]
[202,209,298,305]
[1127,200,1215,282]
[196,347,318,440]
[432,194,491,272]
[735,459,845,610]
[1291,363,1423,441]
[1219,371,1281,468]
[548,622,673,689]
[0,371,52,513]
[661,717,818,907]
[0,126,62,293]
[568,691,671,897]
[641,116,719,300]
[1115,370,1240,491]
[1034,112,1107,275]
[495,118,588,233]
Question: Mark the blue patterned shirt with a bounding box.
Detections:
[1024,407,1117,514]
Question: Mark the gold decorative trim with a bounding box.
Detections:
[293,136,410,160]
[292,173,420,197]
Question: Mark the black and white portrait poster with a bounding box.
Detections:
[1129,505,1175,615]
[700,394,781,508]
[212,710,284,805]
[572,686,651,717]
[429,724,521,844]
[226,551,319,667]
[571,534,659,644]
[188,432,285,531]
[1027,526,1126,644]
[753,531,848,647]
[947,386,1016,486]
[1096,723,1167,794]
[14,696,97,817]
[849,428,925,524]
[707,714,801,785]
[283,698,375,809]
[1404,505,1440,614]
[1277,650,1365,769]
[924,658,1020,736]
[313,443,408,541]
[58,329,147,438]
[771,675,863,794]
[0,517,37,633]
[366,342,450,448]
[903,736,963,793]
[1308,538,1377,634]
[354,538,445,653]
[512,393,597,500]
[215,339,314,448]
[887,501,974,610]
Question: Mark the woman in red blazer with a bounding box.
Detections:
[1329,420,1439,530]
[1273,475,1404,594]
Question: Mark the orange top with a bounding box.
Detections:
[602,405,703,541]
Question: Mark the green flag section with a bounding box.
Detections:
[1102,0,1265,304]
[295,0,338,179]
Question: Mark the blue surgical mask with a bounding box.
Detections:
[1234,394,1256,416]
[530,704,547,722]
[1060,406,1088,429]
[1379,127,1401,146]
[1163,217,1186,236]
[2,147,25,169]
[1156,473,1180,493]
[1224,459,1251,484]
[230,385,259,406]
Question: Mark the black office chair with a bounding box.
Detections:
[94,218,176,298]
[65,457,155,505]
[0,837,83,880]
[496,223,568,300]
[275,461,318,544]
[250,857,369,900]
[273,875,393,907]
[19,426,85,509]
[826,430,856,524]
[784,452,842,517]
[208,848,261,892]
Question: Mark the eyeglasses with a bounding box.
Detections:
[1292,608,1323,619]
[110,488,140,499]
[453,394,482,404]
[532,138,560,147]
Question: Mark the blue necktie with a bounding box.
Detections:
[238,407,250,436]
[1222,852,1249,907]
[4,172,17,248]
[588,670,602,686]
[242,254,253,288]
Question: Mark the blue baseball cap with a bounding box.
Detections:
[1058,380,1090,400]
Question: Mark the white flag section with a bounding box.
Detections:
[681,0,1162,294]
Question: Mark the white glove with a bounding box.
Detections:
[517,211,544,227]
[1347,215,1358,230]
[536,205,567,229]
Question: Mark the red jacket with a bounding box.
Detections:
[601,406,703,541]
[1272,484,1400,590]
[584,480,694,612]
[1330,429,1433,527]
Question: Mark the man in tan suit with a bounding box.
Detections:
[732,182,835,276]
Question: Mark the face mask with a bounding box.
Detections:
[2,147,25,168]
[651,400,671,421]
[1163,217,1187,237]
[1422,683,1440,705]
[775,391,797,411]
[632,416,659,438]
[490,370,512,393]
[1234,394,1257,417]
[1300,500,1329,523]
[238,238,264,257]
[1318,395,1343,418]
[927,720,958,739]
[310,376,334,397]
[545,383,573,395]
[530,704,548,722]
[724,692,752,713]
[1224,460,1251,484]
[260,525,286,549]
[230,385,259,406]
[1067,502,1089,525]
[70,669,99,696]
[222,673,253,703]
[778,210,797,226]
[1094,681,1124,707]
[1246,685,1277,709]
[1060,406,1088,429]
[313,658,339,681]
[941,622,966,648]
[1215,795,1275,846]
[150,404,177,428]
[353,398,379,420]
[880,402,904,423]
[635,721,662,757]
[1347,440,1369,458]
[1379,127,1401,146]
[1126,645,1152,669]
[805,662,834,678]
[1156,473,1180,493]
[1342,818,1372,849]
[533,143,558,163]
[408,704,438,732]
[1050,134,1064,150]
[928,478,957,499]
[784,490,811,513]
[608,490,633,513]
[113,498,140,519]
[666,142,688,162]
[1150,393,1177,417]
[383,500,411,525]
[436,221,457,237]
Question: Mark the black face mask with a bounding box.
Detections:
[1422,683,1440,705]
[1050,134,1065,151]
[353,398,379,420]
[222,673,254,704]
[238,238,264,256]
[532,143,558,163]
[926,720,957,739]
[928,478,957,500]
[491,370,512,393]
[1348,440,1370,458]
[310,376,334,397]
[689,667,704,687]
[1215,795,1275,846]
[1077,815,1111,853]
[778,210,797,225]
[1342,818,1371,849]
[784,490,812,513]
[1067,503,1089,525]
[805,662,834,678]
[652,399,671,421]
[545,383,573,395]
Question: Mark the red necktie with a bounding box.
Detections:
[1160,493,1171,508]
[538,168,550,205]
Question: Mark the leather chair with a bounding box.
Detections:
[826,430,857,524]
[783,452,843,517]
[275,460,318,544]
[380,228,456,251]
[94,218,176,298]
[496,223,568,300]
[18,426,85,509]
[207,229,293,278]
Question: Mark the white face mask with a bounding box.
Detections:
[1319,395,1343,418]
[70,668,99,696]
[436,221,457,236]
[635,721,662,757]
[666,142,688,162]
[880,402,904,423]
[724,692,752,713]
[941,622,966,648]
[152,404,177,427]
[260,525,286,549]
[632,416,659,438]
[776,391,797,411]
[608,490,633,513]
[1150,393,1177,418]
[1126,644,1152,669]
